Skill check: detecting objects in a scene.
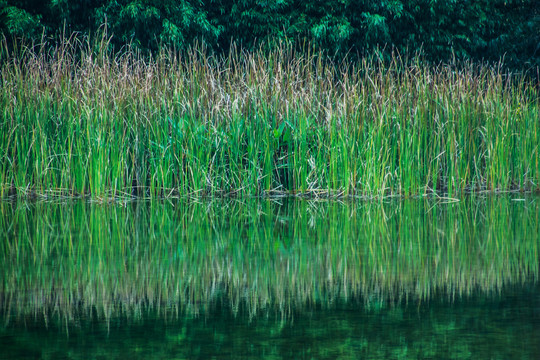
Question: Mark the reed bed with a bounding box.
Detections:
[1,197,538,321]
[0,35,538,199]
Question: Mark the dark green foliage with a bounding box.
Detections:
[92,1,220,51]
[0,1,538,69]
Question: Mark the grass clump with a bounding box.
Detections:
[0,35,538,199]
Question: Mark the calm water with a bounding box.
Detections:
[1,196,539,359]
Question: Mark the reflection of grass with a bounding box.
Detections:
[3,289,539,360]
[0,197,538,320]
[1,36,539,199]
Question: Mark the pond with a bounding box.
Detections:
[1,196,539,359]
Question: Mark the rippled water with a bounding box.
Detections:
[1,196,539,359]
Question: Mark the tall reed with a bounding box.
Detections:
[1,35,538,199]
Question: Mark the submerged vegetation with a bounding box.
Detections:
[0,36,539,199]
[1,197,538,320]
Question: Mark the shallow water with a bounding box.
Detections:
[1,196,539,359]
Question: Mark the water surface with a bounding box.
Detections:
[1,196,539,359]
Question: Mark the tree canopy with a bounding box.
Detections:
[1,0,538,68]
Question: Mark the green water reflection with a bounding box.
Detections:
[2,286,540,359]
[1,196,539,359]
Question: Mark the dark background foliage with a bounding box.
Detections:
[1,0,539,69]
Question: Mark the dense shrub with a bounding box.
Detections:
[1,1,538,69]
